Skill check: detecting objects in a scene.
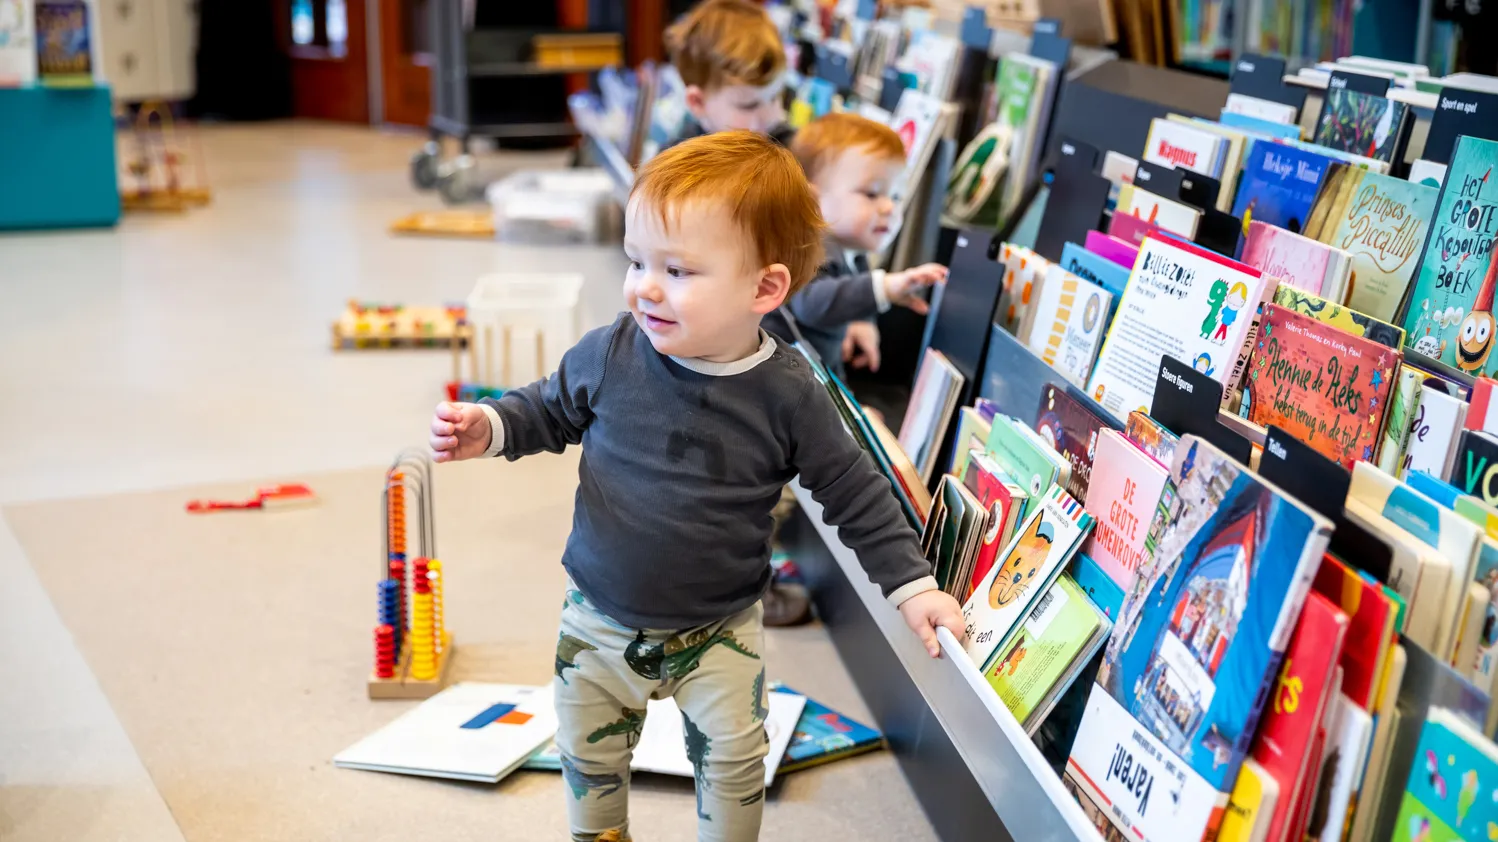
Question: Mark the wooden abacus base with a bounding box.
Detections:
[121,188,212,212]
[367,631,456,700]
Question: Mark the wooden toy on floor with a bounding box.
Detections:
[184,483,317,513]
[119,101,212,212]
[369,449,456,699]
[389,210,495,239]
[331,300,468,351]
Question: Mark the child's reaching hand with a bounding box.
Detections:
[429,402,493,463]
[898,589,965,658]
[882,263,949,315]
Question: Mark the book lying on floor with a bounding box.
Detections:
[768,682,884,772]
[334,683,558,783]
[631,691,805,787]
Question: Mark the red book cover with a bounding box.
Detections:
[1312,555,1396,710]
[961,451,1027,600]
[1244,303,1400,469]
[1467,376,1498,435]
[1249,592,1348,842]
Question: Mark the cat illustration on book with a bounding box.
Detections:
[988,516,1056,608]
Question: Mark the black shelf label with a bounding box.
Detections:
[1424,88,1498,166]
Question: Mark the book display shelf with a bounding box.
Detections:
[0,85,121,230]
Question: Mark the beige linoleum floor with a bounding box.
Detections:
[0,122,936,842]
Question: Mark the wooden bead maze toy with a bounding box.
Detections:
[369,449,456,699]
[119,101,212,212]
[332,300,470,351]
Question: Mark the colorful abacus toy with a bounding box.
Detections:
[367,449,456,699]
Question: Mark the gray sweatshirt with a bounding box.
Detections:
[477,313,935,629]
[761,247,888,378]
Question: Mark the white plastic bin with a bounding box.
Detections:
[486,168,615,245]
[465,273,585,388]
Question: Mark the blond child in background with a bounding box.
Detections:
[765,113,949,379]
[666,0,790,141]
[429,132,963,842]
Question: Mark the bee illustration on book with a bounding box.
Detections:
[987,517,1055,608]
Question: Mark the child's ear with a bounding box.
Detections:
[684,85,709,121]
[751,264,793,315]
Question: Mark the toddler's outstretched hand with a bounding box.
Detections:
[898,589,965,658]
[883,263,949,315]
[429,402,492,463]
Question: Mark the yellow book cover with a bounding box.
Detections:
[1218,758,1279,842]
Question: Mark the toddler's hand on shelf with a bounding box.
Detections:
[898,589,964,658]
[430,402,492,462]
[884,263,949,315]
[842,321,881,372]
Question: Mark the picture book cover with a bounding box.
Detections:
[987,56,1046,224]
[1231,142,1336,236]
[1390,708,1498,842]
[1311,694,1373,842]
[1220,111,1305,141]
[1399,135,1498,377]
[898,348,965,482]
[0,0,36,86]
[1403,386,1469,482]
[1169,116,1250,211]
[1317,169,1437,323]
[1026,265,1114,388]
[963,450,1028,597]
[766,682,883,773]
[951,406,992,476]
[1117,184,1203,239]
[1313,555,1397,711]
[985,573,1110,734]
[1224,93,1299,125]
[1087,235,1268,423]
[1083,428,1170,589]
[632,692,804,787]
[1243,303,1399,469]
[996,242,1052,335]
[946,57,1041,227]
[1067,435,1333,841]
[923,475,988,597]
[985,414,1069,501]
[1109,207,1166,246]
[1218,758,1280,842]
[889,88,946,203]
[34,0,91,85]
[1241,220,1340,298]
[1125,410,1181,468]
[1085,229,1140,271]
[961,485,1095,671]
[1034,383,1108,503]
[1071,551,1127,620]
[334,683,558,783]
[1063,240,1131,300]
[1451,430,1498,510]
[1247,592,1349,842]
[1271,285,1405,348]
[1314,88,1411,163]
[1469,377,1498,436]
[1143,117,1227,179]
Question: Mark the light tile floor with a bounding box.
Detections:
[0,122,632,842]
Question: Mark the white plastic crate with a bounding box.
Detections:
[464,273,585,386]
[486,168,615,245]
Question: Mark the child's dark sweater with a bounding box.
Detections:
[478,313,934,629]
[761,247,887,378]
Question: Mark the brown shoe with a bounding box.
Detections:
[763,580,813,627]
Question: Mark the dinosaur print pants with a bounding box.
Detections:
[554,583,770,842]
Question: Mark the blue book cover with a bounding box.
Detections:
[1069,551,1126,620]
[1061,241,1130,300]
[768,683,883,772]
[1231,141,1336,236]
[1391,709,1498,842]
[1065,435,1332,839]
[1219,112,1304,141]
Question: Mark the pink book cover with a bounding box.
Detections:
[1080,429,1167,588]
[1240,219,1335,297]
[1084,230,1138,270]
[1107,208,1163,245]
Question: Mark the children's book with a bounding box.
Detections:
[1408,159,1447,188]
[866,410,932,524]
[334,683,558,783]
[963,450,1028,598]
[961,485,1095,671]
[1125,410,1181,468]
[1348,461,1480,658]
[1168,116,1250,211]
[1116,184,1203,239]
[1313,168,1437,323]
[1024,265,1114,388]
[1390,708,1498,842]
[1403,386,1469,481]
[1218,758,1281,842]
[1087,235,1268,423]
[1062,240,1130,300]
[1084,229,1140,271]
[1033,383,1108,503]
[1469,377,1498,436]
[1108,207,1166,246]
[1313,88,1411,164]
[923,475,989,598]
[1143,117,1228,180]
[1271,285,1405,348]
[985,573,1111,734]
[1231,142,1336,237]
[996,242,1052,335]
[1248,592,1350,842]
[985,413,1071,502]
[889,88,947,205]
[951,406,992,476]
[1220,112,1305,141]
[1241,220,1346,299]
[0,0,36,86]
[898,348,964,483]
[1067,435,1334,842]
[1399,135,1498,377]
[1070,551,1127,620]
[1311,694,1373,842]
[631,692,804,787]
[34,0,92,86]
[1451,430,1498,510]
[1314,555,1398,711]
[766,683,884,773]
[1243,303,1399,469]
[1224,92,1300,124]
[1083,428,1169,589]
